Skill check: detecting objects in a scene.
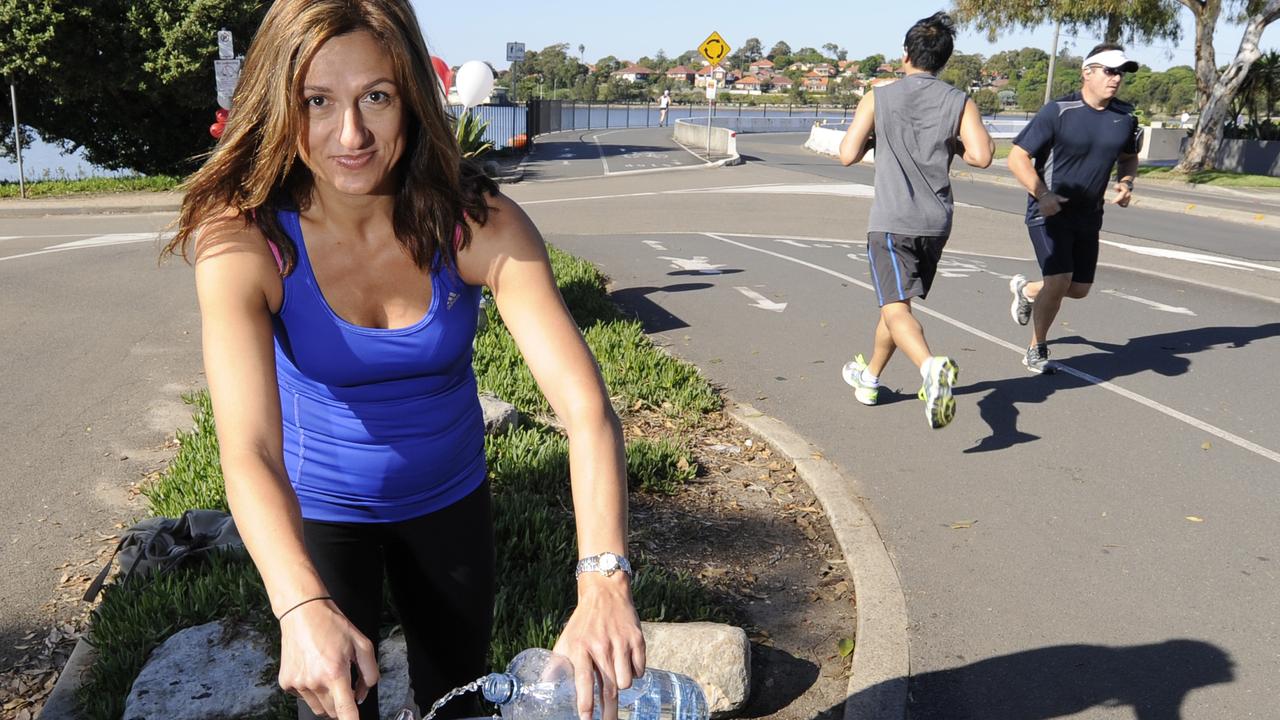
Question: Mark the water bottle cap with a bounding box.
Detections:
[481,672,516,705]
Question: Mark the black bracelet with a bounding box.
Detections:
[276,595,333,622]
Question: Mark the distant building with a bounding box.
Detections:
[695,63,730,88]
[730,74,763,95]
[613,64,657,83]
[770,75,795,92]
[803,71,830,93]
[748,58,775,74]
[666,65,696,84]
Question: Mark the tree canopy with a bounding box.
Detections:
[1,0,266,174]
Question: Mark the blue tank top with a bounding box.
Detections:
[271,209,486,523]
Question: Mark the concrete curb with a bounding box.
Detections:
[36,636,96,719]
[949,169,1280,230]
[726,403,909,720]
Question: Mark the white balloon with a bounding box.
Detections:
[454,60,495,109]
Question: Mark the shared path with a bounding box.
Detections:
[2,126,1278,719]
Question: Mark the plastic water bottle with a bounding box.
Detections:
[481,647,708,720]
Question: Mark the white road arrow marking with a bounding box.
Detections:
[1102,289,1196,315]
[643,240,668,251]
[734,286,787,312]
[658,256,726,274]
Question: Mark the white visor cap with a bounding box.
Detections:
[1084,49,1139,72]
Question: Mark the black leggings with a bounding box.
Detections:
[298,482,495,720]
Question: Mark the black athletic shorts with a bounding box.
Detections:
[865,232,948,306]
[1027,212,1103,284]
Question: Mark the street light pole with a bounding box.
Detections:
[1043,20,1060,107]
[9,82,25,199]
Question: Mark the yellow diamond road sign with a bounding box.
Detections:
[699,32,731,66]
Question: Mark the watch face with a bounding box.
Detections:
[600,553,619,572]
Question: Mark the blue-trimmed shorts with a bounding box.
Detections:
[866,232,948,307]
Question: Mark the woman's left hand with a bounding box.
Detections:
[553,573,646,720]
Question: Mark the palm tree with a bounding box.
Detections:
[578,44,585,63]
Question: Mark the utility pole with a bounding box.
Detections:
[1043,19,1060,107]
[9,82,25,199]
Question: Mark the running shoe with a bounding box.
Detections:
[918,356,959,429]
[1023,343,1054,374]
[841,354,880,406]
[1009,274,1033,326]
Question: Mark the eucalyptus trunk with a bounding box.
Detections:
[1180,0,1222,109]
[1176,5,1278,172]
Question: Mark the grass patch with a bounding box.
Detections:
[0,174,182,198]
[81,241,726,717]
[1137,166,1280,187]
[993,140,1014,160]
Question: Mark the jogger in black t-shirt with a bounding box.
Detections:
[1006,43,1143,374]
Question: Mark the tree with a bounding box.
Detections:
[941,52,985,90]
[1,0,267,175]
[1177,0,1280,171]
[953,0,1182,44]
[954,0,1280,171]
[728,37,763,68]
[858,54,887,77]
[768,41,792,59]
[822,43,847,62]
[973,88,1004,115]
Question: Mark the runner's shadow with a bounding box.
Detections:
[609,283,715,333]
[822,639,1233,720]
[958,322,1280,453]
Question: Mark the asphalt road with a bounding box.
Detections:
[2,128,1277,718]
[509,127,1280,719]
[0,216,203,667]
[739,131,1280,262]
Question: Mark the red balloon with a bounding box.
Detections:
[431,55,452,93]
[209,122,225,139]
[215,108,229,123]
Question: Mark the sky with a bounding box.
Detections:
[410,0,1274,72]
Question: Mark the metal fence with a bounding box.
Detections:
[457,100,860,152]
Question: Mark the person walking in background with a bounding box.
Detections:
[165,1,644,719]
[836,11,994,429]
[658,89,671,127]
[1006,44,1141,373]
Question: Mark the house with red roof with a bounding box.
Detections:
[613,65,657,83]
[803,71,830,93]
[666,65,696,85]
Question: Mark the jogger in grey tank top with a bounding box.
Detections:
[836,12,994,429]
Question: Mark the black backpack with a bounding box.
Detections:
[84,509,244,601]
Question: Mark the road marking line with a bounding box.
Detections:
[1102,240,1280,274]
[1102,289,1196,315]
[643,240,668,251]
[703,231,1280,467]
[658,255,726,274]
[775,239,809,248]
[734,286,787,312]
[0,232,172,264]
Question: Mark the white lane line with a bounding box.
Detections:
[734,286,787,312]
[1102,289,1196,316]
[0,232,171,264]
[775,239,809,248]
[695,182,876,198]
[704,231,1280,467]
[1102,240,1280,274]
[643,240,668,251]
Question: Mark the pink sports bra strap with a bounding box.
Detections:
[267,239,284,273]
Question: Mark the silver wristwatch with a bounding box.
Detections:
[575,552,632,579]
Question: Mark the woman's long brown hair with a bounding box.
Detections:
[167,0,496,274]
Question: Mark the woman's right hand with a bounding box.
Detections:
[278,599,380,719]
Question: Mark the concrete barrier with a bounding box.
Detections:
[804,124,874,163]
[674,118,740,159]
[1141,126,1189,162]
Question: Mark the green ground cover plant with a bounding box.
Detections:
[1137,166,1280,188]
[0,174,181,198]
[78,243,726,719]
